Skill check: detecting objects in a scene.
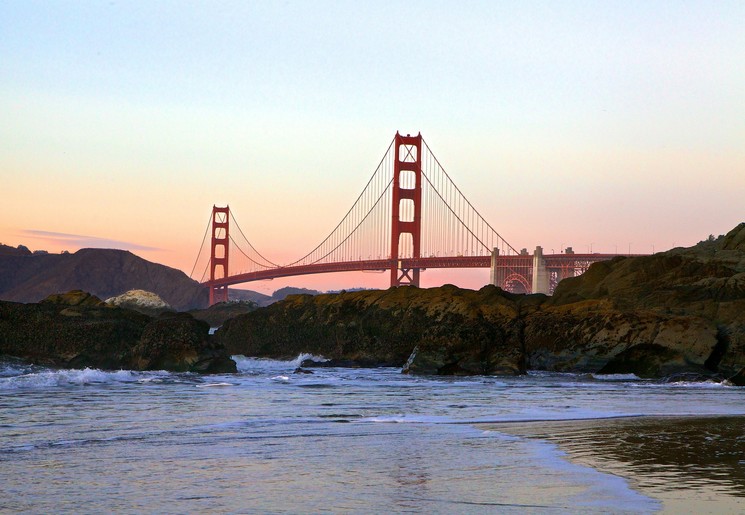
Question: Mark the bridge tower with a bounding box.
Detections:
[209,205,230,304]
[390,132,422,287]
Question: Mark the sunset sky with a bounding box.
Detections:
[2,1,743,294]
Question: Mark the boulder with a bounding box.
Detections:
[106,289,173,316]
[130,312,236,373]
[597,343,702,378]
[401,313,525,375]
[728,367,745,386]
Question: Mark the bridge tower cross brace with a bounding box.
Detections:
[209,205,230,305]
[390,132,423,287]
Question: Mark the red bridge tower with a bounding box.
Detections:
[390,132,422,287]
[209,205,230,304]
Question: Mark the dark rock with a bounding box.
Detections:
[293,367,314,374]
[0,297,151,369]
[728,367,745,386]
[191,355,238,374]
[300,359,334,368]
[130,312,236,373]
[597,343,695,378]
[523,306,719,374]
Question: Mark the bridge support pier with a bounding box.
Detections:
[209,205,230,305]
[531,246,550,295]
[490,248,507,289]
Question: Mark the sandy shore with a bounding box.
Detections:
[480,415,745,514]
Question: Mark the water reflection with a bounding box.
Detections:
[493,416,745,511]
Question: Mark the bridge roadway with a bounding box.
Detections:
[205,253,621,289]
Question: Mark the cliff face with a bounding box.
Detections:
[0,248,208,311]
[216,224,745,379]
[544,223,745,375]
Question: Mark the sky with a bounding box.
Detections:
[1,1,743,294]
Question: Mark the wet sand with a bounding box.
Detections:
[481,415,745,514]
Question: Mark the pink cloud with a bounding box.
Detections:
[22,230,163,253]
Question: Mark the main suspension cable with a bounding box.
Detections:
[189,214,212,279]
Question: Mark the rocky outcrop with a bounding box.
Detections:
[544,223,745,376]
[216,285,531,375]
[0,292,236,373]
[521,302,723,377]
[0,295,151,370]
[216,224,745,379]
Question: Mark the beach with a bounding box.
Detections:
[483,415,745,513]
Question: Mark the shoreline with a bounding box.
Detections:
[479,414,745,513]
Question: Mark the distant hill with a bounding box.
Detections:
[0,248,209,311]
[270,286,321,302]
[0,244,32,257]
[230,287,322,307]
[0,246,342,311]
[228,288,272,305]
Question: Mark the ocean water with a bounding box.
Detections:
[1,356,743,514]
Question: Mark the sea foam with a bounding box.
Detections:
[0,367,171,389]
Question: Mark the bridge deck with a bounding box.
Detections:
[204,254,629,288]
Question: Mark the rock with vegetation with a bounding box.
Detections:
[0,291,236,373]
[0,293,151,369]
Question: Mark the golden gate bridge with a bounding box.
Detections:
[191,133,629,305]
